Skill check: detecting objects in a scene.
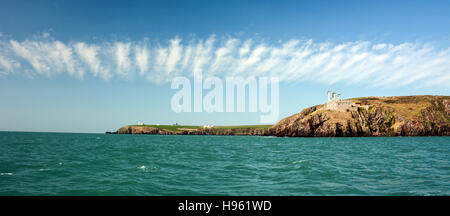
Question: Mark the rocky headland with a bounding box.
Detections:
[268,95,450,137]
[112,95,449,137]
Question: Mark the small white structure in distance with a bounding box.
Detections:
[203,124,214,129]
[137,122,145,126]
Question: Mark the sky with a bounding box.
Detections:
[0,0,449,133]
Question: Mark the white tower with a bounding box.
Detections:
[327,91,331,102]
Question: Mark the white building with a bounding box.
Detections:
[203,124,214,129]
[325,91,356,111]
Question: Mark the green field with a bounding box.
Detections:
[131,124,272,132]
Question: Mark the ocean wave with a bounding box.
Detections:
[292,160,307,164]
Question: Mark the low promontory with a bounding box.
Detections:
[114,125,270,136]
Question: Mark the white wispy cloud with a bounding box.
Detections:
[7,36,83,79]
[114,42,131,77]
[0,33,449,88]
[165,37,182,74]
[0,54,19,74]
[135,44,149,76]
[74,42,110,80]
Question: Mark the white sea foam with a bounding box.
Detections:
[0,173,13,176]
[138,165,160,173]
[292,160,306,164]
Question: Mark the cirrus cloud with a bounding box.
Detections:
[0,33,449,88]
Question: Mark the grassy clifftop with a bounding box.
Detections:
[350,95,449,122]
[129,124,272,132]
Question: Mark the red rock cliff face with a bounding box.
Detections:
[267,96,450,137]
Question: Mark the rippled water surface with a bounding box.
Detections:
[0,132,449,195]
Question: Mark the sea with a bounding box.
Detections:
[0,132,449,195]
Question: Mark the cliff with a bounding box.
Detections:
[268,95,450,137]
[112,95,449,137]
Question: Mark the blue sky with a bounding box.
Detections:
[0,0,449,133]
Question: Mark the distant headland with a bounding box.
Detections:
[109,94,450,137]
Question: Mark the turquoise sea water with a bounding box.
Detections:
[0,132,449,195]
